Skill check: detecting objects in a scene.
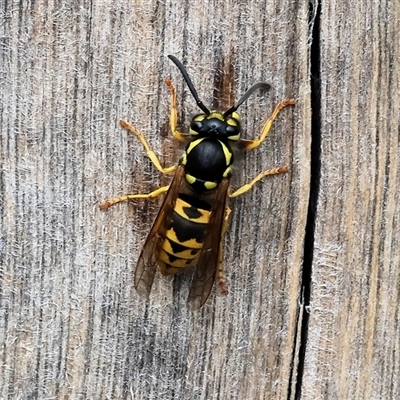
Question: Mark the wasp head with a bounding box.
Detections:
[189,111,241,141]
[168,55,270,142]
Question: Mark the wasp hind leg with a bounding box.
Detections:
[119,120,176,175]
[165,78,191,142]
[229,167,288,198]
[99,185,169,210]
[241,99,295,150]
[217,206,232,293]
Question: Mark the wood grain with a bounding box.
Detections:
[8,0,400,399]
[301,1,400,400]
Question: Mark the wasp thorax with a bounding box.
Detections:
[182,137,234,192]
[189,112,241,141]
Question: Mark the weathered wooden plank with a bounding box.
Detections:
[301,1,400,399]
[0,1,310,399]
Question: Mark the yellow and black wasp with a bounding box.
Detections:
[100,55,294,309]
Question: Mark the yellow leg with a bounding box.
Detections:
[119,120,176,174]
[241,99,295,150]
[165,78,191,142]
[217,206,231,293]
[99,185,169,210]
[229,167,288,198]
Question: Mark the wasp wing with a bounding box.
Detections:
[134,165,185,298]
[187,178,230,310]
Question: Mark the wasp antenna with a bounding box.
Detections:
[168,55,210,114]
[224,82,271,117]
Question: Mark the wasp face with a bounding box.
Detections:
[189,111,241,141]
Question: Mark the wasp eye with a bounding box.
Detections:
[190,121,202,132]
[226,125,238,135]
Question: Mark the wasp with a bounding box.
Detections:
[100,55,294,309]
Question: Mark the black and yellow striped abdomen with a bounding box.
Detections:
[157,195,212,275]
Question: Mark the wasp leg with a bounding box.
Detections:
[99,185,169,210]
[229,167,288,198]
[119,120,176,175]
[241,99,295,150]
[165,77,191,142]
[217,206,232,293]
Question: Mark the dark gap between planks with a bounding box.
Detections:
[292,1,322,399]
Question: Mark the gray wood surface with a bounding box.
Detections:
[302,2,400,399]
[0,1,398,399]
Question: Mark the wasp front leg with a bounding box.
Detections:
[217,206,232,293]
[99,185,169,210]
[165,78,191,142]
[241,99,295,150]
[119,120,176,175]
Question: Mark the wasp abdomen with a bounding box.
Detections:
[158,195,212,275]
